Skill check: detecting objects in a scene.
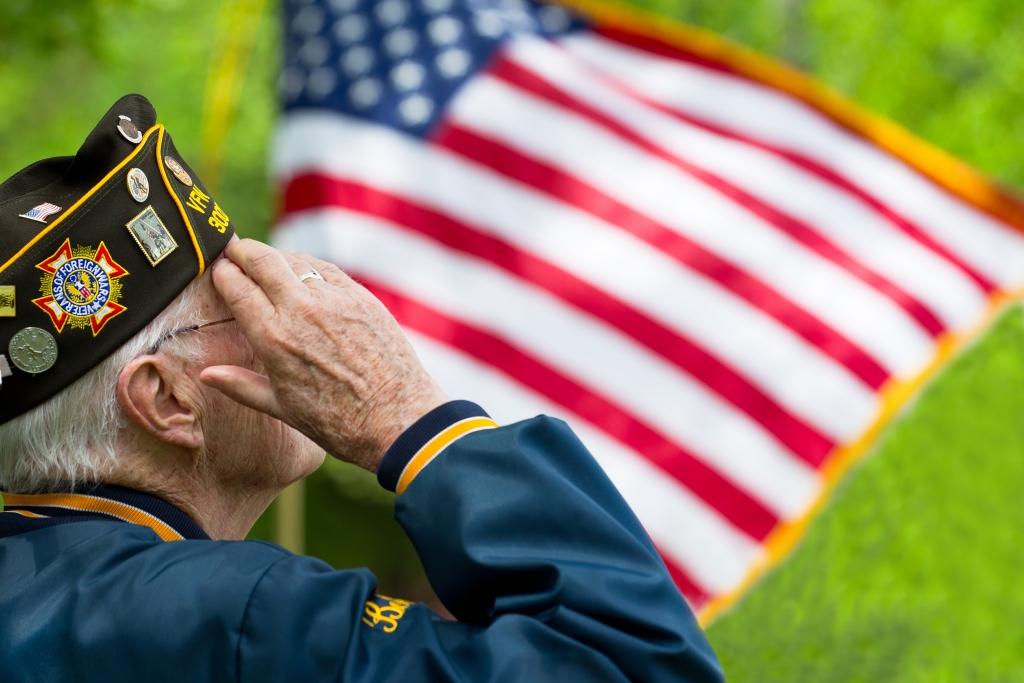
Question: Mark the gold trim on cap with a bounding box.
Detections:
[154,127,206,274]
[0,125,163,276]
[0,123,209,277]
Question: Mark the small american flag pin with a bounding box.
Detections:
[18,202,63,224]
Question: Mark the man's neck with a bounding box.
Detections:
[152,481,277,540]
[103,447,281,541]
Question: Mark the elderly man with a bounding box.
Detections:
[0,96,723,682]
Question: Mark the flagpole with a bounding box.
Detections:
[275,480,306,554]
[200,0,269,188]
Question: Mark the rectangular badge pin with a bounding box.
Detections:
[18,202,62,223]
[125,205,178,266]
[0,286,14,317]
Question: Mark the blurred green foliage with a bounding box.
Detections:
[1,0,1023,674]
[0,0,279,240]
[0,0,109,60]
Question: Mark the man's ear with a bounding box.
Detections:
[116,356,204,450]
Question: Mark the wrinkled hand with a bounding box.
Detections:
[199,239,447,471]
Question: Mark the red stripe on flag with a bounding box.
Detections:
[283,173,835,467]
[565,45,997,295]
[361,275,779,541]
[657,545,711,608]
[432,123,890,390]
[491,56,948,337]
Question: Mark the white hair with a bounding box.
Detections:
[0,279,206,493]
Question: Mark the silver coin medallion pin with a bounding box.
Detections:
[8,326,58,375]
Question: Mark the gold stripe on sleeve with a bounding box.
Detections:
[395,417,499,495]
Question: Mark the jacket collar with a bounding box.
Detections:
[0,483,208,541]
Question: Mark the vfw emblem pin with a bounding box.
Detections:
[32,239,129,335]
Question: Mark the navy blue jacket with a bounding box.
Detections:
[0,401,723,681]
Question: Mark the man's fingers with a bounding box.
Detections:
[199,365,282,418]
[224,239,306,305]
[210,259,273,332]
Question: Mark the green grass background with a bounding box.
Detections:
[2,0,1023,679]
[711,308,1024,681]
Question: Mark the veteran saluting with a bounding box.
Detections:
[0,95,723,682]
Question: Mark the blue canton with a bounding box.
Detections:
[281,0,587,136]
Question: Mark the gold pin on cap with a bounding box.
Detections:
[0,286,14,317]
[164,156,193,187]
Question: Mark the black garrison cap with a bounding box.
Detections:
[0,94,235,424]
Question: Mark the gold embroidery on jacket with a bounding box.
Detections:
[362,595,413,634]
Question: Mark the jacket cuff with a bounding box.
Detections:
[376,400,497,494]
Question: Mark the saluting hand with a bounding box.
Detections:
[199,238,447,471]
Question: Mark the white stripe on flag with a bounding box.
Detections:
[447,72,936,376]
[275,208,821,518]
[504,36,989,331]
[404,328,765,594]
[561,33,1024,289]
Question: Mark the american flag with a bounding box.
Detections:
[18,202,62,224]
[271,0,1024,619]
